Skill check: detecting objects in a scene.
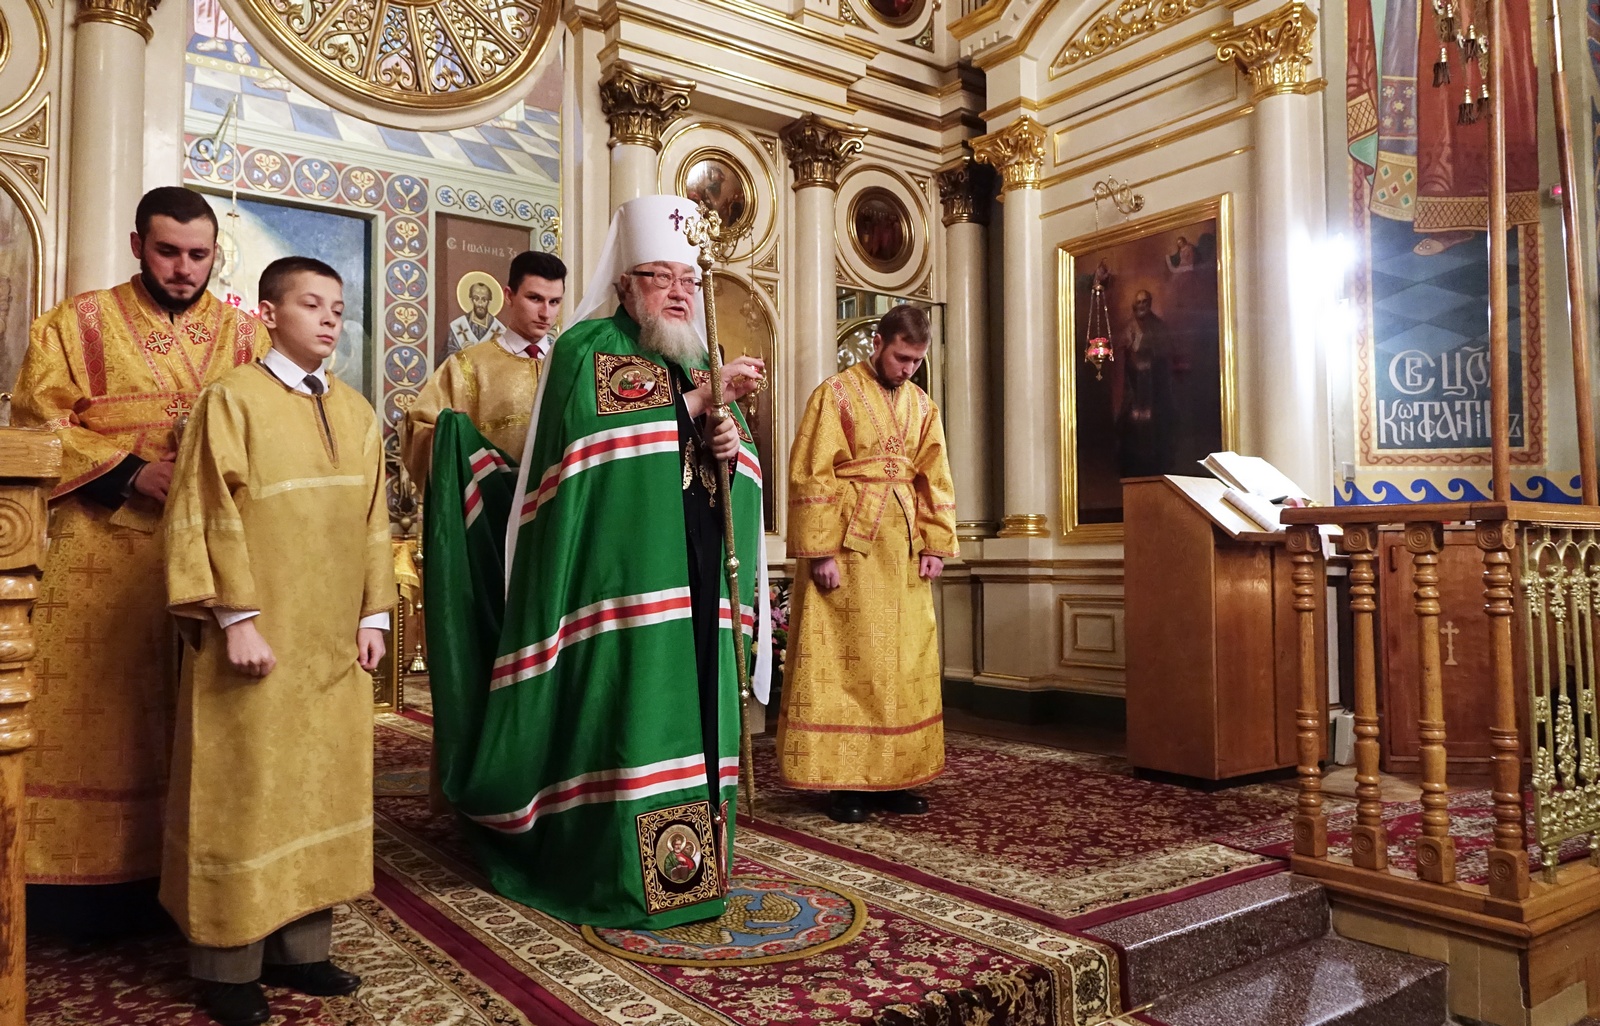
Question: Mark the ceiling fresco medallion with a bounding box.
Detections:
[222,0,557,127]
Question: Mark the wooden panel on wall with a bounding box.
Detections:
[1057,594,1127,695]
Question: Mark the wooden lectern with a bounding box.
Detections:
[0,427,61,1026]
[1123,476,1325,780]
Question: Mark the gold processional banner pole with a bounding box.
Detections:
[1547,0,1599,505]
[686,206,757,819]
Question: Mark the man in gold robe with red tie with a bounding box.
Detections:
[14,186,265,931]
[778,304,958,824]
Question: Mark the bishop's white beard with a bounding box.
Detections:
[637,311,704,367]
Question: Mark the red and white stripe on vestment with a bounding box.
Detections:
[717,599,757,636]
[468,754,743,834]
[735,446,761,487]
[520,423,680,525]
[490,587,693,691]
[462,448,511,529]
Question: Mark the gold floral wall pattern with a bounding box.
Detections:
[221,0,557,127]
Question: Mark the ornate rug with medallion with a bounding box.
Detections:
[27,710,1299,1026]
[580,876,868,967]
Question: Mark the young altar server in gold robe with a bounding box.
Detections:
[401,250,567,482]
[163,256,394,1026]
[777,304,958,824]
[13,188,265,924]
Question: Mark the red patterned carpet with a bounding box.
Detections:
[1219,788,1592,884]
[30,716,1155,1026]
[748,732,1297,927]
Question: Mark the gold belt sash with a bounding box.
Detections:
[837,455,917,553]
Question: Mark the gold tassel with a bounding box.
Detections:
[1434,46,1451,85]
[1458,88,1477,125]
[1433,0,1457,40]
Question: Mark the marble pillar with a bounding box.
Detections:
[599,61,694,211]
[973,115,1050,538]
[780,113,867,424]
[67,0,156,293]
[1215,2,1332,501]
[936,156,998,540]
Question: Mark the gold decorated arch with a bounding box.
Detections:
[220,0,559,129]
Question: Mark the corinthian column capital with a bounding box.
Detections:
[936,157,997,226]
[599,61,695,151]
[971,115,1047,192]
[75,0,161,40]
[780,114,868,191]
[1213,1,1318,100]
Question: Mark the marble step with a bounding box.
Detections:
[1147,935,1447,1026]
[1086,873,1330,1006]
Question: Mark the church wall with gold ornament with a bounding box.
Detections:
[10,0,1599,724]
[937,0,1599,713]
[0,0,65,393]
[0,0,989,705]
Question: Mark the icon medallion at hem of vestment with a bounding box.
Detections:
[596,353,671,415]
[636,800,722,915]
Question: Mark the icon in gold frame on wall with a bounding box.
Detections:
[1056,194,1238,542]
[864,0,924,26]
[679,150,755,239]
[848,187,913,274]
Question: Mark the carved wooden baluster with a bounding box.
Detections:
[1288,524,1327,858]
[0,466,55,1026]
[1343,524,1386,870]
[1479,520,1530,899]
[1407,521,1456,883]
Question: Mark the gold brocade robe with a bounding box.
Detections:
[13,278,263,883]
[401,340,540,483]
[777,361,958,791]
[163,363,393,947]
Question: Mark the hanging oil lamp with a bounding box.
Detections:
[1083,271,1114,379]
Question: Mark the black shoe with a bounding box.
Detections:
[873,790,929,815]
[260,960,361,997]
[197,981,269,1026]
[828,791,869,823]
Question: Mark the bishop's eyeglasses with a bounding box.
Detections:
[628,270,703,292]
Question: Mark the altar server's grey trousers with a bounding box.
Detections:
[189,908,334,983]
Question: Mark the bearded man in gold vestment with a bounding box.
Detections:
[402,251,567,482]
[13,187,265,928]
[778,305,958,824]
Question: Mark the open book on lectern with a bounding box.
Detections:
[1199,451,1311,534]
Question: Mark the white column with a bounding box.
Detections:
[792,184,836,409]
[937,157,997,538]
[599,61,694,213]
[973,115,1050,538]
[610,143,658,207]
[780,114,866,424]
[1216,2,1332,501]
[67,1,155,293]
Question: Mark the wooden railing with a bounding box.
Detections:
[1281,501,1600,919]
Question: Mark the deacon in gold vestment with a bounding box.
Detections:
[403,251,566,481]
[13,188,264,891]
[164,258,390,1024]
[778,306,957,824]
